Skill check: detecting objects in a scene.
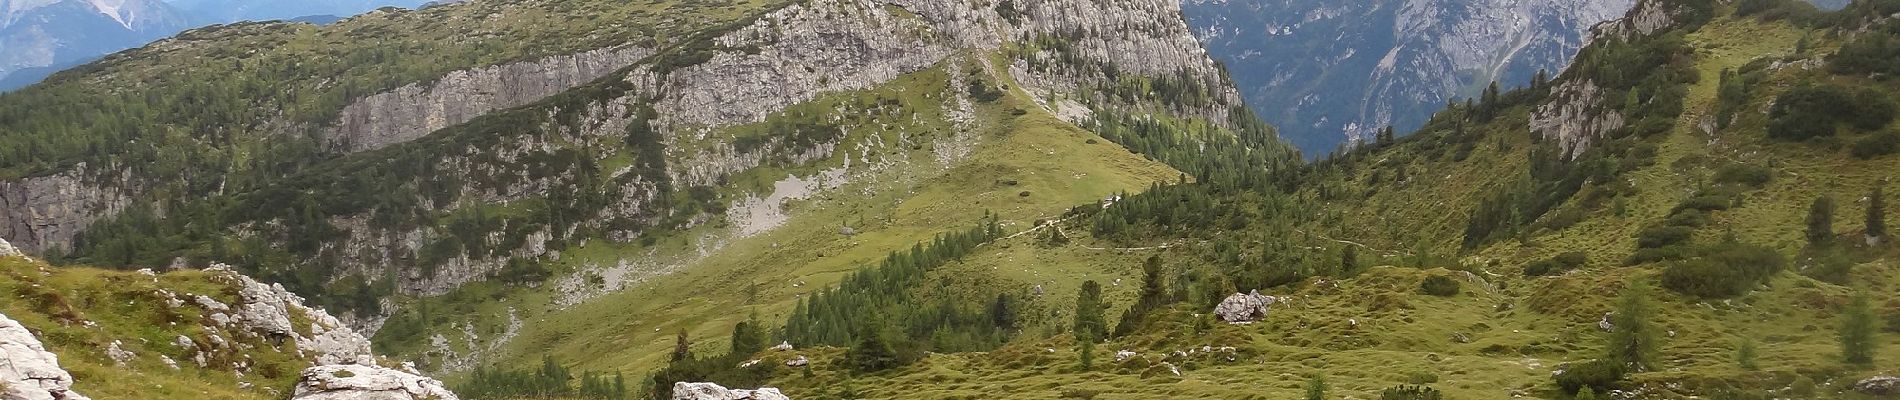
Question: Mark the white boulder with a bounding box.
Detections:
[1859,376,1900,396]
[291,364,459,400]
[0,313,90,400]
[672,382,790,400]
[1213,290,1277,323]
[0,238,19,258]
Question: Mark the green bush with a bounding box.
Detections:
[1712,163,1774,187]
[1524,252,1590,277]
[1636,226,1696,249]
[1419,275,1461,297]
[1767,85,1897,141]
[1853,131,1900,159]
[1379,385,1443,400]
[1554,359,1625,395]
[1660,241,1786,298]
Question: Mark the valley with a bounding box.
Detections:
[1,0,1899,399]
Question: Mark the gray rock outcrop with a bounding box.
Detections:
[291,364,459,400]
[671,382,790,400]
[0,164,130,255]
[1860,376,1900,396]
[327,46,654,153]
[0,313,90,400]
[1531,79,1625,157]
[0,237,17,257]
[208,264,374,365]
[1213,290,1277,323]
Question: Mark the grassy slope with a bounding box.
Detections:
[380,56,1186,377]
[0,256,286,400]
[732,13,1900,400]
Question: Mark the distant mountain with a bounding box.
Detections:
[165,0,425,25]
[1182,0,1633,155]
[288,14,342,25]
[0,0,194,85]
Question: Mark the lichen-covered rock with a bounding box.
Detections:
[1859,376,1900,396]
[671,382,790,400]
[1213,290,1277,323]
[209,264,374,365]
[0,313,91,400]
[291,364,458,400]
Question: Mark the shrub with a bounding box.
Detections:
[1420,275,1461,297]
[1554,359,1626,395]
[1660,241,1786,298]
[1768,85,1898,141]
[1854,131,1900,159]
[1524,252,1589,277]
[1379,385,1443,400]
[1636,226,1696,249]
[1712,163,1774,187]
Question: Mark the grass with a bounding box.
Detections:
[373,54,1183,382]
[729,12,1900,400]
[0,256,294,400]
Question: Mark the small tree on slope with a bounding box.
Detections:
[1842,290,1879,365]
[1608,280,1662,371]
[1870,185,1887,244]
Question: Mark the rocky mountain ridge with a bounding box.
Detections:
[1182,0,1633,155]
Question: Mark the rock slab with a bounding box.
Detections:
[672,382,790,400]
[291,364,459,400]
[1859,376,1900,396]
[1213,290,1277,323]
[0,313,90,400]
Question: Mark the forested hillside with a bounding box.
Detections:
[5,0,1900,398]
[633,0,1900,398]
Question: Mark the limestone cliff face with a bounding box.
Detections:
[1529,0,1696,156]
[0,0,1245,339]
[326,46,655,153]
[293,0,1250,303]
[0,164,130,254]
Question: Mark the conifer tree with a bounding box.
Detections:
[1608,281,1661,371]
[1870,185,1887,243]
[1809,196,1836,245]
[671,329,691,362]
[1737,337,1759,371]
[1305,375,1328,400]
[1842,290,1879,365]
[1074,280,1108,341]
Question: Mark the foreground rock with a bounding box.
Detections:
[1213,290,1277,323]
[0,238,17,257]
[1860,376,1900,396]
[672,382,790,400]
[0,313,90,400]
[292,364,459,400]
[208,264,374,365]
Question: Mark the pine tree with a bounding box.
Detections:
[1608,281,1661,371]
[1341,245,1359,275]
[1869,185,1887,243]
[1078,337,1095,370]
[1842,290,1879,365]
[1809,196,1836,245]
[1074,280,1107,341]
[671,329,691,362]
[1575,387,1598,400]
[1737,337,1759,370]
[1305,375,1328,400]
